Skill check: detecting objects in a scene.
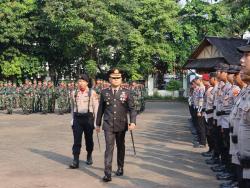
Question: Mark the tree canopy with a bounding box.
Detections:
[0,0,249,82]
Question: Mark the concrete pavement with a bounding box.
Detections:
[0,102,220,188]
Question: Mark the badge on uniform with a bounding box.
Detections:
[105,93,110,105]
[120,92,127,103]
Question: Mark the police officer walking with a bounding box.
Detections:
[96,68,137,182]
[69,74,99,169]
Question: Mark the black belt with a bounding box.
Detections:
[230,126,233,133]
[206,109,214,114]
[231,135,238,144]
[221,111,230,115]
[216,111,222,116]
[74,112,93,117]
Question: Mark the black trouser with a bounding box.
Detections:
[221,128,230,167]
[104,131,126,176]
[236,165,250,188]
[213,122,223,159]
[198,116,206,146]
[206,117,214,151]
[72,115,94,156]
[189,105,195,120]
[193,108,200,137]
[240,179,250,188]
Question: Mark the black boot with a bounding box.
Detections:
[115,167,124,176]
[69,155,79,169]
[102,174,112,182]
[86,153,93,165]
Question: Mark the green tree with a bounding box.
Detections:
[223,0,250,36]
[0,0,43,80]
[177,0,231,67]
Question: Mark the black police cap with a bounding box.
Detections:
[78,74,89,83]
[237,39,250,53]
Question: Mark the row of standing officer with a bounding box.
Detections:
[0,80,74,114]
[188,43,250,188]
[0,79,146,116]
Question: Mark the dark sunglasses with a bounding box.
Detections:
[110,77,121,80]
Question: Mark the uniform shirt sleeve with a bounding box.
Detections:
[206,87,214,110]
[197,87,205,112]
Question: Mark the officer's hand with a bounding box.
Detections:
[197,112,201,117]
[96,126,101,133]
[128,123,136,131]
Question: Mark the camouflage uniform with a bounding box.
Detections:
[47,82,55,113]
[5,83,15,114]
[32,83,39,113]
[0,82,5,110]
[139,85,146,112]
[12,84,18,109]
[36,82,43,112]
[20,84,33,114]
[129,84,140,114]
[56,83,68,114]
[41,83,49,114]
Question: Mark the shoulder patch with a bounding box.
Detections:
[232,88,240,97]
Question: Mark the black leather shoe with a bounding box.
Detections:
[216,171,229,176]
[211,165,226,172]
[102,175,112,182]
[211,164,225,170]
[206,158,220,165]
[219,180,235,187]
[86,154,93,165]
[201,150,213,157]
[115,168,124,176]
[217,173,233,180]
[69,160,79,169]
[205,157,216,163]
[212,167,225,172]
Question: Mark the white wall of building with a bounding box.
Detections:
[147,75,154,96]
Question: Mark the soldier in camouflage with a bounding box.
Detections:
[41,81,49,114]
[0,81,5,110]
[4,81,14,114]
[56,82,68,115]
[47,81,55,113]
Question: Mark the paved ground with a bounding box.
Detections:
[0,102,220,188]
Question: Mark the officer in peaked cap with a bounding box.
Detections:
[237,40,250,53]
[215,63,229,72]
[96,68,137,182]
[228,65,241,74]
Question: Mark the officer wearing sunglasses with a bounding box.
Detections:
[96,68,137,182]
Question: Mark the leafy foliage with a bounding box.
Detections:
[166,79,182,91]
[0,0,249,81]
